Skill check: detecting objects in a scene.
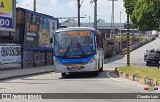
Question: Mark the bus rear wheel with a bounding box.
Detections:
[61,73,67,77]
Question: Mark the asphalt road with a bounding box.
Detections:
[0,38,160,102]
[105,37,160,68]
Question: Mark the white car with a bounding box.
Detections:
[144,49,155,61]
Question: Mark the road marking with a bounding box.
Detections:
[106,72,145,88]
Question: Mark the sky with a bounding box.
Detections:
[16,0,127,23]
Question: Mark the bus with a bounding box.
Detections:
[52,27,104,77]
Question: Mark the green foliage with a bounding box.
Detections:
[123,0,160,31]
[116,35,126,42]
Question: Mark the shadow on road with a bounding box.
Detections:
[0,71,120,83]
[104,55,125,64]
[59,70,120,79]
[0,72,55,82]
[1,81,49,84]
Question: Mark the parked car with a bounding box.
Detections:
[155,48,160,69]
[154,48,160,54]
[146,52,160,66]
[144,49,155,61]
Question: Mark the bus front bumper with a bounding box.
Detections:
[54,60,97,73]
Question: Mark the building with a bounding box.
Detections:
[60,19,137,35]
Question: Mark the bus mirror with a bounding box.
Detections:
[50,37,53,43]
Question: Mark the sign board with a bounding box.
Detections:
[24,10,58,49]
[0,45,21,64]
[0,0,16,31]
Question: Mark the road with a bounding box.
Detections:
[0,38,160,102]
[105,37,160,68]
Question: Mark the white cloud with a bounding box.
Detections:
[16,0,127,23]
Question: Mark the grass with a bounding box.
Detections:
[116,35,126,42]
[118,66,160,80]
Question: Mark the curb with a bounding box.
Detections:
[0,70,54,81]
[115,68,160,87]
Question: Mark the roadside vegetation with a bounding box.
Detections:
[123,0,160,31]
[118,66,160,80]
[116,35,126,42]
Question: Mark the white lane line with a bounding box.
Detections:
[107,72,145,88]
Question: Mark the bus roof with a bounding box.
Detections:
[55,27,96,33]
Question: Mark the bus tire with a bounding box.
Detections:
[61,73,67,77]
[99,60,103,72]
[93,71,98,76]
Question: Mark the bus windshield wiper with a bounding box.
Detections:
[77,42,85,55]
[64,42,72,56]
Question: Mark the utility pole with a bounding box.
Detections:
[126,1,130,67]
[34,0,36,12]
[90,0,97,30]
[111,0,114,34]
[108,0,118,56]
[78,0,81,27]
[120,11,122,51]
[108,0,117,34]
[94,0,97,30]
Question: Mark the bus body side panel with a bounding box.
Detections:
[97,48,104,69]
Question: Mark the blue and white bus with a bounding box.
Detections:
[52,27,104,77]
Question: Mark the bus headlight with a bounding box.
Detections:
[89,57,96,63]
[55,59,61,65]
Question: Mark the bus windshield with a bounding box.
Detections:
[54,31,96,58]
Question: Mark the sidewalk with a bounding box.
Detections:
[0,65,54,80]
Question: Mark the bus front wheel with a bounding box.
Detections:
[61,73,67,77]
[93,71,98,76]
[99,60,103,72]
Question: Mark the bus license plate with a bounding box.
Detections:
[152,61,156,63]
[66,66,84,71]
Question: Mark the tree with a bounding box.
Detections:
[123,0,137,15]
[123,0,160,31]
